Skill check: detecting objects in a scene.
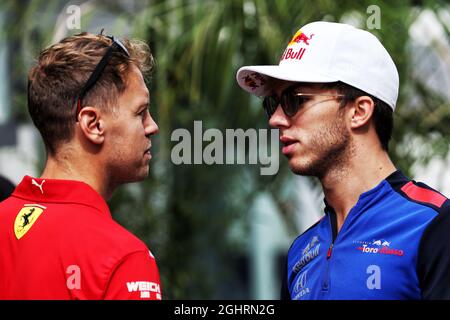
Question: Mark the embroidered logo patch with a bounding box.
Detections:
[292,235,321,274]
[354,238,404,256]
[14,204,46,240]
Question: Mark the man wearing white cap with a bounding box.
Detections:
[236,21,450,299]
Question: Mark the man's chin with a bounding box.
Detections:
[135,169,150,181]
[291,168,315,177]
[288,159,317,177]
[120,169,150,184]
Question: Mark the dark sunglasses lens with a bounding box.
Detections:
[281,92,298,117]
[282,91,309,117]
[263,95,278,117]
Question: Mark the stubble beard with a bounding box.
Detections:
[107,150,150,188]
[289,116,353,180]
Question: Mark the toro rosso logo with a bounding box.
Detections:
[354,238,404,257]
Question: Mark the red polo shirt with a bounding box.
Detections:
[0,176,162,300]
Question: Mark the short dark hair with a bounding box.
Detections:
[28,32,154,155]
[323,81,393,151]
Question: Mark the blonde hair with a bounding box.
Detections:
[28,32,154,154]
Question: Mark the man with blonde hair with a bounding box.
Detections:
[0,32,161,300]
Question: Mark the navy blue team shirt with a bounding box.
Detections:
[281,170,450,300]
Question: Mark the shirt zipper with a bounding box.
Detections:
[322,209,338,292]
[326,243,334,259]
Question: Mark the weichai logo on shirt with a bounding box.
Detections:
[14,204,46,240]
[126,281,161,300]
[354,239,404,257]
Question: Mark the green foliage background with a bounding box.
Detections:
[1,0,449,299]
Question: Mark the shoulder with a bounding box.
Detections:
[417,198,450,299]
[390,176,450,299]
[287,216,324,255]
[75,211,149,252]
[106,219,150,252]
[385,172,450,251]
[54,204,150,261]
[386,171,448,213]
[419,198,450,242]
[104,249,162,300]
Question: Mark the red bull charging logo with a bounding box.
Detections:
[289,29,315,46]
[280,29,315,62]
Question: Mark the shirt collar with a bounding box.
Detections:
[323,169,408,214]
[12,176,111,218]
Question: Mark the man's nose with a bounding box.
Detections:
[145,113,159,136]
[268,105,290,128]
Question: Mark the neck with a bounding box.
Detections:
[40,149,115,199]
[320,146,396,232]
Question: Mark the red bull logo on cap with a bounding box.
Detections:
[280,47,306,61]
[289,29,315,46]
[280,29,315,62]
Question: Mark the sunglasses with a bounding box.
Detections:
[262,87,345,118]
[75,35,130,121]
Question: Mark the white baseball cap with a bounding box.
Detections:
[236,21,399,110]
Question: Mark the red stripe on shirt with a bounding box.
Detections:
[401,181,446,208]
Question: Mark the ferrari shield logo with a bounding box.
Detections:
[14,204,46,240]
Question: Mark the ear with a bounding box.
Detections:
[77,107,105,145]
[349,96,375,129]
